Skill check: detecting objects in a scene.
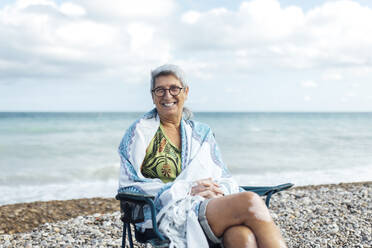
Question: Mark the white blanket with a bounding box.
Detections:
[118,109,241,247]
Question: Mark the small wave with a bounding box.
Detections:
[89,165,120,180]
[58,164,121,182]
[250,127,261,132]
[0,179,118,206]
[0,163,121,186]
[234,164,372,187]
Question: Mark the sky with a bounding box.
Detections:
[0,0,372,112]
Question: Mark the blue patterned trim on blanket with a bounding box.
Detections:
[209,135,231,177]
[118,185,147,194]
[180,120,189,170]
[143,108,157,119]
[193,201,202,216]
[118,119,141,181]
[189,120,211,144]
[189,120,231,177]
[118,110,158,182]
[119,156,145,182]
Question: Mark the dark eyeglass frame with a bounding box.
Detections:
[152,86,184,97]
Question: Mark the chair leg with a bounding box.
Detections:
[122,222,126,248]
[127,223,134,248]
[265,191,273,207]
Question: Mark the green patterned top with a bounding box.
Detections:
[141,125,182,183]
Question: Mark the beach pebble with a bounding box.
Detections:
[329,223,339,234]
[302,196,312,205]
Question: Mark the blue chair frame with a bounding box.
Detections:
[116,183,294,248]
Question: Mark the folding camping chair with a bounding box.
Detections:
[116,183,294,248]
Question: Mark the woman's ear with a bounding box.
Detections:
[151,91,156,104]
[184,87,189,99]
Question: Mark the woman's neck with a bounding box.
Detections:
[159,116,182,150]
[158,114,182,129]
[160,118,181,129]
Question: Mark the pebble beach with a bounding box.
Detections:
[0,181,371,248]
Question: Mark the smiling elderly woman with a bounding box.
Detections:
[118,64,287,248]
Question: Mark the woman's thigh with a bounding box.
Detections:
[223,225,258,248]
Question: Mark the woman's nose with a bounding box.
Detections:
[163,89,173,98]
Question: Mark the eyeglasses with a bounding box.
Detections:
[152,86,184,97]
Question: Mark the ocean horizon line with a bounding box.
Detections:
[1,110,372,114]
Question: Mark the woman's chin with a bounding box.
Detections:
[158,106,181,118]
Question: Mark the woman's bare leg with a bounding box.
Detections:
[206,191,287,248]
[223,225,258,248]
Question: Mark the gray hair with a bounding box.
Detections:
[150,64,193,120]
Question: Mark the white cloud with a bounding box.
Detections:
[60,3,86,17]
[14,0,56,10]
[172,0,372,72]
[177,60,214,80]
[304,96,311,101]
[301,80,318,88]
[181,11,201,24]
[0,0,174,81]
[346,91,357,97]
[55,21,116,47]
[347,66,372,77]
[239,0,304,39]
[127,23,155,53]
[322,71,343,81]
[1,0,372,85]
[80,0,175,19]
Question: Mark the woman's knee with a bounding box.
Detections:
[237,191,272,222]
[204,192,272,237]
[238,191,263,204]
[223,225,258,248]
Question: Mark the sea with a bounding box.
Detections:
[0,112,371,205]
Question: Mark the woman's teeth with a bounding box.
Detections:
[163,103,175,107]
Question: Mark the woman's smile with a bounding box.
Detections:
[161,102,177,107]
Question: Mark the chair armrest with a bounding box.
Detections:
[116,191,155,201]
[240,183,294,207]
[241,183,294,195]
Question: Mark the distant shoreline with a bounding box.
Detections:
[1,111,372,114]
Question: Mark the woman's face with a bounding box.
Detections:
[152,74,189,120]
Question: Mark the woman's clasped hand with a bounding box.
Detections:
[190,178,224,199]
